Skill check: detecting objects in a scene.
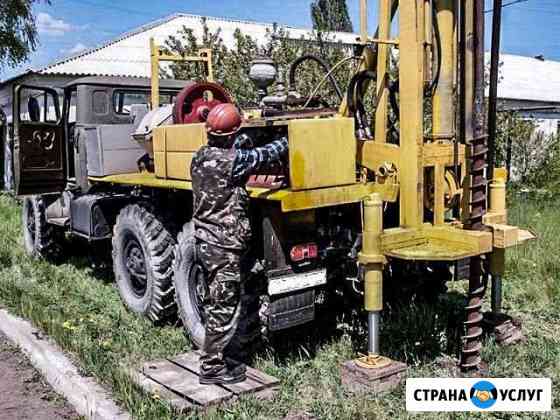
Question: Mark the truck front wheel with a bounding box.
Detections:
[22,195,64,261]
[112,204,177,323]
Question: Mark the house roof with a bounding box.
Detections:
[31,13,358,80]
[64,76,188,89]
[491,53,560,103]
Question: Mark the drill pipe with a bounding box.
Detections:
[460,0,488,372]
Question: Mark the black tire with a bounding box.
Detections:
[22,195,64,261]
[173,222,263,356]
[173,222,205,348]
[112,204,177,323]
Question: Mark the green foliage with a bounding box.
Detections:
[310,0,354,33]
[495,110,560,191]
[0,0,45,70]
[163,17,356,108]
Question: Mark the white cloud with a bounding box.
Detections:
[37,13,73,36]
[68,43,88,54]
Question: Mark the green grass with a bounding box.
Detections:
[0,193,558,419]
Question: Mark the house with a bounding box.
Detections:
[491,53,560,136]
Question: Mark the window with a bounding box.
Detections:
[92,90,109,115]
[67,89,77,123]
[113,90,175,115]
[18,87,61,123]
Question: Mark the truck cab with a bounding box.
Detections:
[13,77,186,196]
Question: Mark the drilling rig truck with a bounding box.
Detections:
[13,0,533,385]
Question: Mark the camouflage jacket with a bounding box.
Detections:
[191,135,288,250]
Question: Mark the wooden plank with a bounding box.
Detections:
[126,368,192,412]
[168,353,279,396]
[142,359,232,406]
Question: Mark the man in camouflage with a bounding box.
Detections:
[191,103,288,385]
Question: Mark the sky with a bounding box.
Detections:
[1,0,559,81]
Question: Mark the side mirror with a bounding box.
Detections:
[28,97,41,122]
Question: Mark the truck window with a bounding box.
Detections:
[113,90,175,115]
[18,87,61,123]
[67,90,77,124]
[92,90,109,115]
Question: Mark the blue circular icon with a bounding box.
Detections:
[470,381,498,409]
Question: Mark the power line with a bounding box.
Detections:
[60,0,158,17]
[484,0,529,14]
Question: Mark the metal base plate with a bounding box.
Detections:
[340,358,407,395]
[483,312,526,345]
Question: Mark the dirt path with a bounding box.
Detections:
[0,332,79,420]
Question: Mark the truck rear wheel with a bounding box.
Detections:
[173,222,263,355]
[22,195,64,261]
[112,204,177,323]
[173,222,205,348]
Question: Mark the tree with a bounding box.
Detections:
[311,0,354,33]
[0,0,46,70]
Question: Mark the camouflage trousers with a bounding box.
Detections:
[196,241,246,373]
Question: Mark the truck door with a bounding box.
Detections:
[13,85,66,195]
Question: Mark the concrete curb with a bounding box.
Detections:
[0,309,131,420]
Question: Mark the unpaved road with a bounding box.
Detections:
[0,332,79,420]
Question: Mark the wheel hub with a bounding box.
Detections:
[189,263,207,323]
[26,203,36,243]
[123,234,148,297]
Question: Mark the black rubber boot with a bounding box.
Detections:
[199,364,247,385]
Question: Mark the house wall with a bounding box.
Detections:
[500,98,560,137]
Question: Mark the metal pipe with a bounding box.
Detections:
[150,38,160,110]
[375,0,392,144]
[360,0,368,43]
[368,311,380,355]
[491,274,502,313]
[488,0,503,183]
[432,0,455,140]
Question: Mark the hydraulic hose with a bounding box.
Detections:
[288,54,344,101]
[346,70,377,139]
